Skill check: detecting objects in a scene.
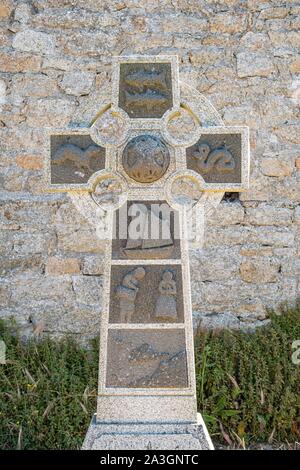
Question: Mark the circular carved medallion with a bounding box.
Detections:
[122,134,170,183]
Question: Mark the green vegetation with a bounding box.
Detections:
[195,305,300,446]
[0,305,299,449]
[0,322,98,450]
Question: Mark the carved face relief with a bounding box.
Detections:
[122,135,170,183]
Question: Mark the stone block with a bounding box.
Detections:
[0,1,12,17]
[59,71,95,96]
[72,275,102,305]
[207,201,245,226]
[210,12,247,34]
[56,224,106,253]
[240,259,281,283]
[12,30,56,55]
[82,255,104,275]
[245,204,293,226]
[11,74,58,98]
[0,51,41,72]
[10,275,73,303]
[260,158,293,177]
[236,52,275,78]
[16,155,44,170]
[83,414,213,450]
[26,98,74,128]
[12,232,55,255]
[45,256,81,275]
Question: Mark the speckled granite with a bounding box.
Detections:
[82,413,214,450]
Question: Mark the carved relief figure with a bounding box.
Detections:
[116,267,146,322]
[50,137,105,184]
[119,63,173,118]
[122,134,170,183]
[154,270,177,322]
[123,203,173,259]
[193,142,235,174]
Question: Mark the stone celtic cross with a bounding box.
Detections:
[46,55,250,450]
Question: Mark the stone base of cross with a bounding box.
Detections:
[46,56,250,450]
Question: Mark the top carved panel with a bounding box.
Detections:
[118,63,173,119]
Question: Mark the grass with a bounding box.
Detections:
[0,305,299,449]
[195,305,300,446]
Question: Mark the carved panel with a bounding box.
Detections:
[50,135,105,184]
[112,200,180,260]
[118,63,173,118]
[109,265,184,324]
[106,329,188,388]
[122,135,170,183]
[186,133,242,183]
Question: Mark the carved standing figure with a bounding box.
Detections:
[117,267,146,323]
[154,270,177,322]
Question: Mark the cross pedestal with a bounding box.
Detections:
[46,56,250,450]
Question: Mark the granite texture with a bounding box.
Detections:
[0,1,298,341]
[82,413,214,450]
[106,328,188,387]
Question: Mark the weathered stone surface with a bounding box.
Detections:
[0,1,298,339]
[45,256,81,275]
[26,98,74,127]
[106,329,188,388]
[0,51,41,72]
[236,52,275,78]
[240,260,281,283]
[56,224,106,253]
[0,255,43,276]
[190,248,239,282]
[0,79,6,112]
[122,135,170,183]
[12,30,56,55]
[11,74,58,98]
[0,0,12,17]
[72,276,102,305]
[14,3,32,24]
[16,155,44,170]
[210,12,247,34]
[260,158,293,177]
[207,201,244,226]
[59,71,95,96]
[245,204,293,226]
[12,232,55,255]
[82,255,104,275]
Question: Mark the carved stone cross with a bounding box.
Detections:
[46,55,250,450]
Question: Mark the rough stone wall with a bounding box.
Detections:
[0,0,299,340]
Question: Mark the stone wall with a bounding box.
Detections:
[0,0,299,340]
